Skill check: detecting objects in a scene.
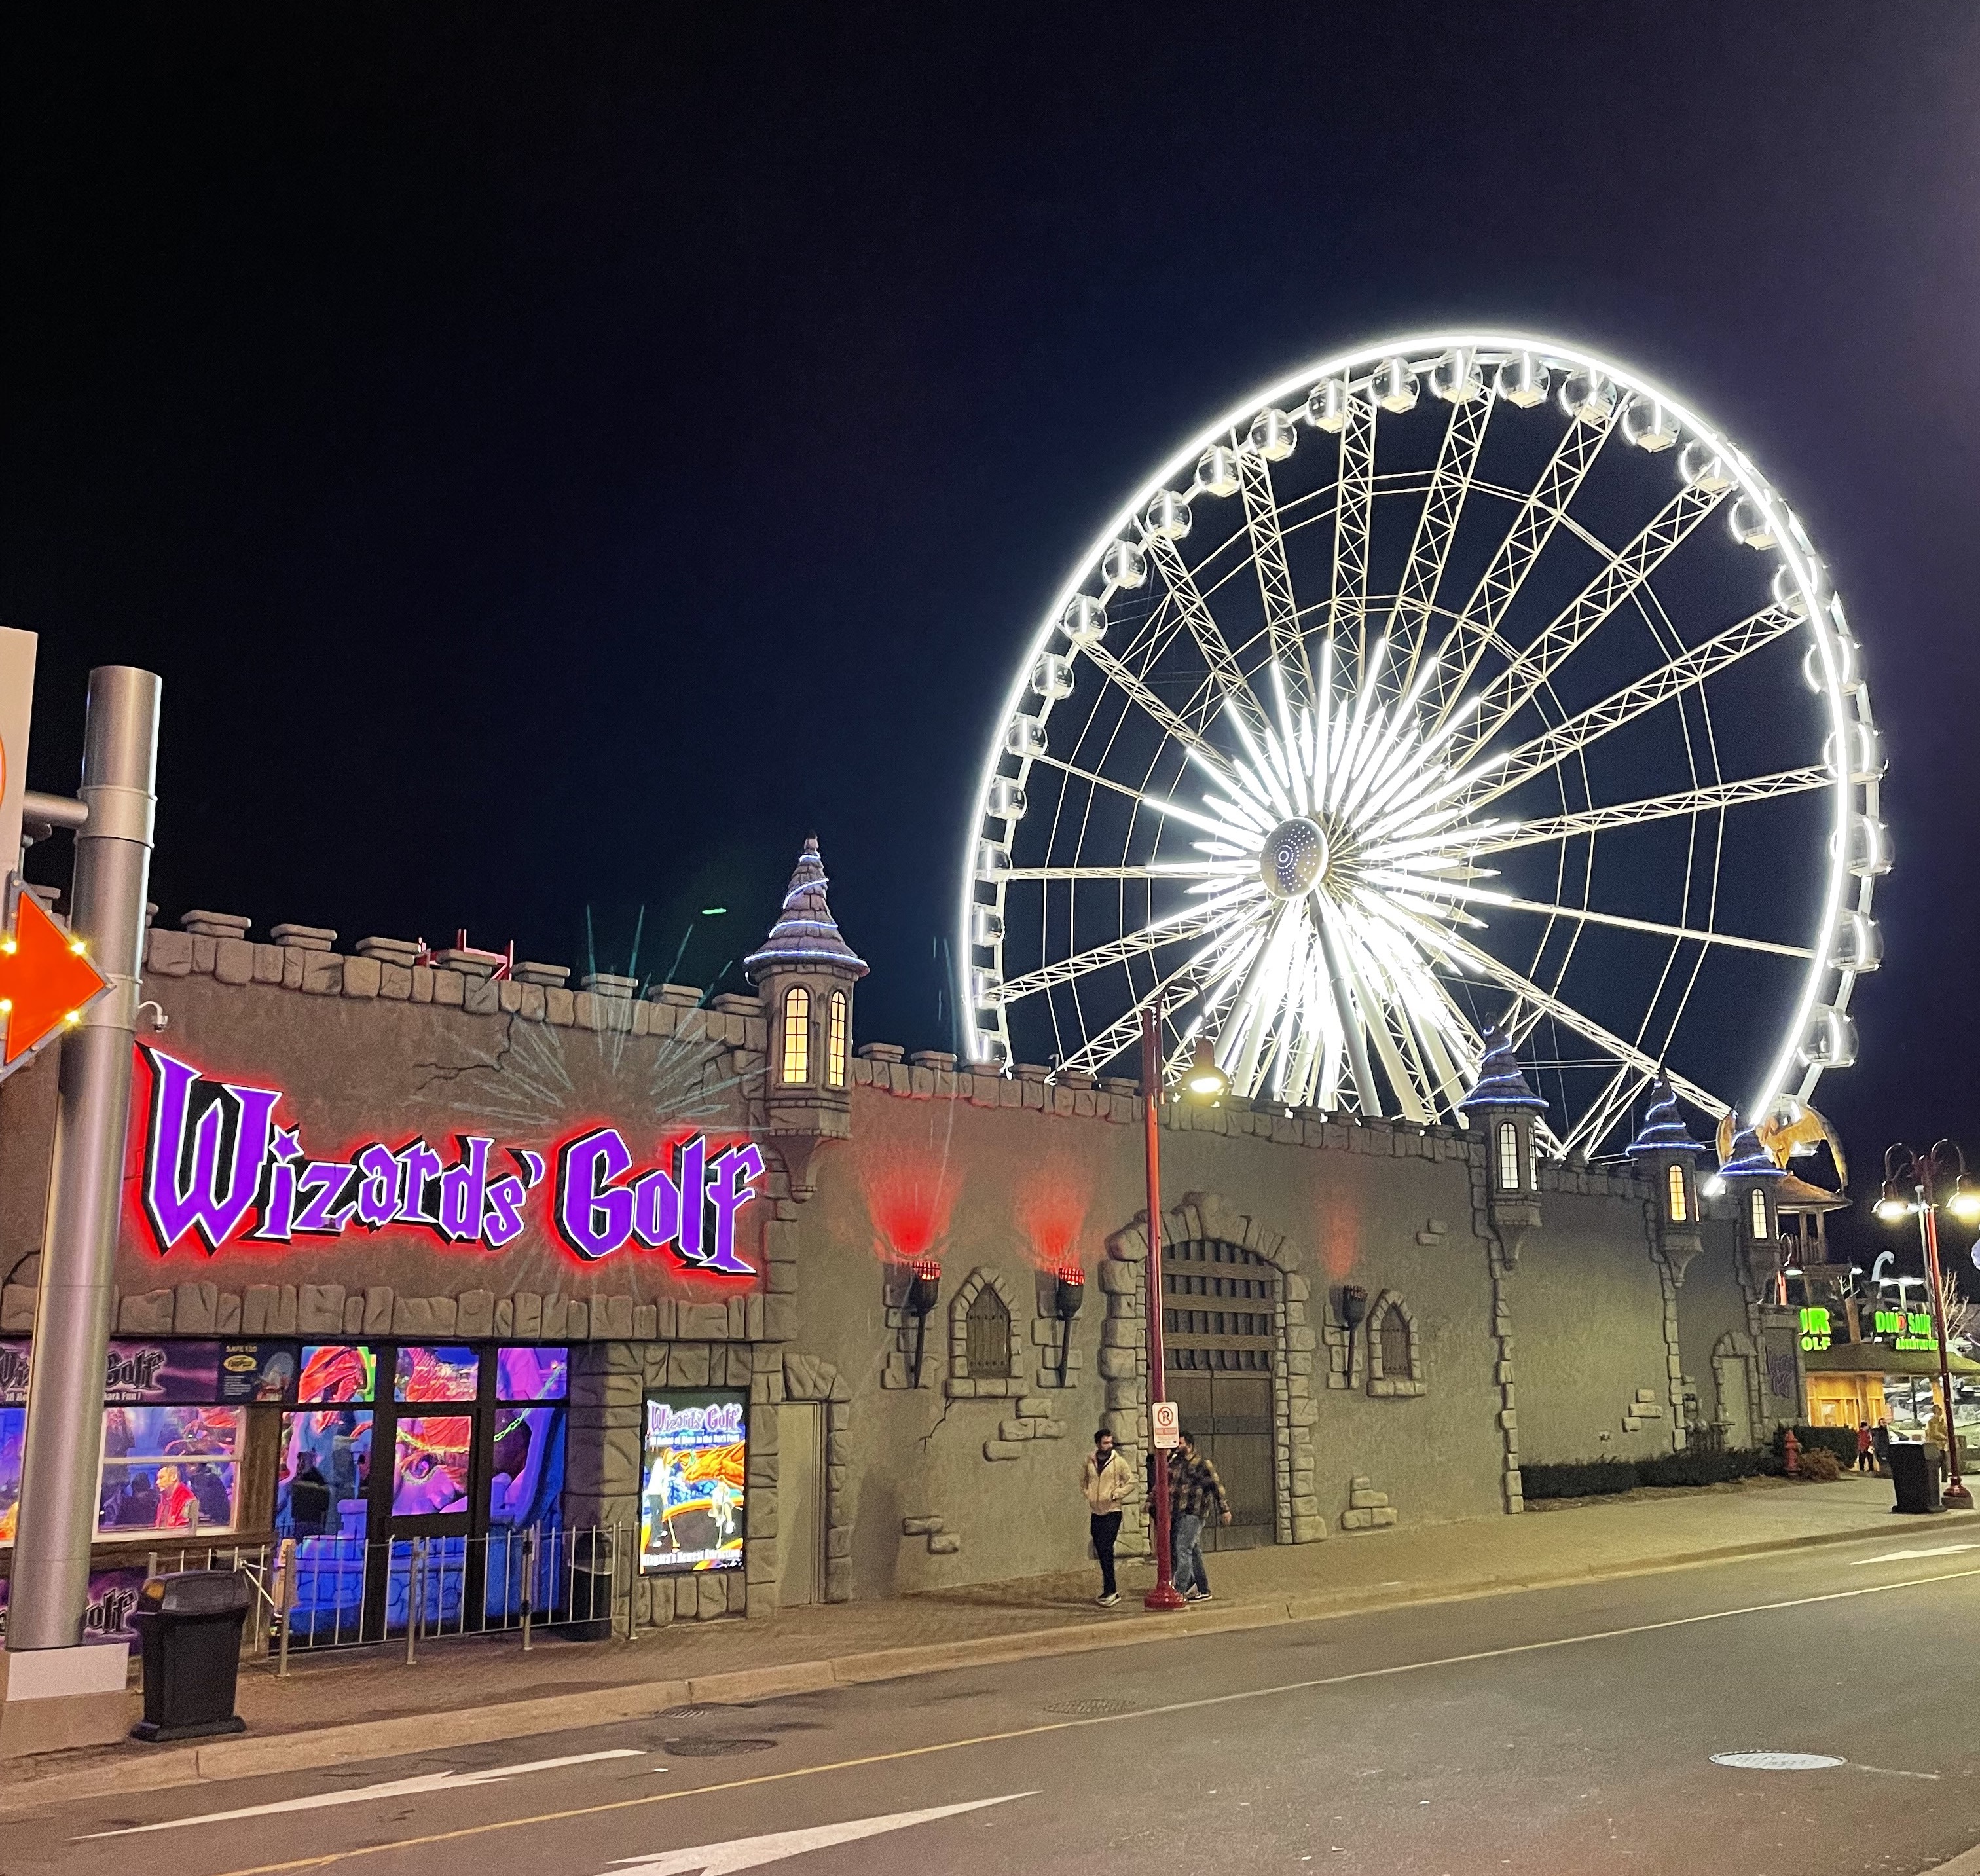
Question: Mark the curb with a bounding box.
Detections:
[0,1514,1918,1814]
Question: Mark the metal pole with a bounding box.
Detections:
[8,668,159,1651]
[1140,1006,1185,1613]
[520,1525,535,1653]
[1916,1167,1971,1507]
[276,1537,295,1678]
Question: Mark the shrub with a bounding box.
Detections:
[1520,1458,1639,1500]
[1635,1446,1778,1488]
[1774,1424,1858,1467]
[1797,1446,1844,1482]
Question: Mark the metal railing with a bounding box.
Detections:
[142,1522,640,1669]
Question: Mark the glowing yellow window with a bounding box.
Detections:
[780,985,811,1084]
[1496,1121,1520,1191]
[1748,1186,1768,1240]
[826,989,848,1088]
[1667,1163,1688,1223]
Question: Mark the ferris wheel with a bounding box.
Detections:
[958,332,1886,1158]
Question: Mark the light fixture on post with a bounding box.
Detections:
[1137,1007,1226,1612]
[1054,1266,1085,1386]
[1879,1140,1974,1509]
[908,1262,942,1389]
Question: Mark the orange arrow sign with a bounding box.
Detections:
[1,891,110,1064]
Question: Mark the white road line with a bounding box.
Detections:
[602,1793,1035,1874]
[76,1748,646,1839]
[1849,1543,1980,1566]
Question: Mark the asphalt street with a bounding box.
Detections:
[15,1530,1980,1876]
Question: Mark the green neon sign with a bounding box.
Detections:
[1799,1306,1832,1353]
[1873,1308,1937,1352]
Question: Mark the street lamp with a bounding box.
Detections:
[1879,1140,1975,1509]
[1139,1008,1225,1612]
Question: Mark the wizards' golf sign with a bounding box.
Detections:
[136,1046,763,1276]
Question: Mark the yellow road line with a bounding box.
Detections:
[194,1562,1980,1876]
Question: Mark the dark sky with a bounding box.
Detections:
[7,7,1979,1241]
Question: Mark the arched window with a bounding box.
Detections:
[780,985,811,1084]
[826,989,848,1088]
[1748,1186,1769,1241]
[1496,1121,1521,1191]
[964,1286,1012,1378]
[1378,1305,1410,1380]
[1667,1163,1689,1223]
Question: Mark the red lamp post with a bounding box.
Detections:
[1879,1140,1979,1511]
[1137,1004,1228,1611]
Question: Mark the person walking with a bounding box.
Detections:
[1166,1429,1231,1602]
[1855,1422,1874,1473]
[1926,1401,1951,1481]
[1081,1428,1134,1605]
[1871,1420,1892,1475]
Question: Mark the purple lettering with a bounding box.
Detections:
[139,1048,281,1255]
[554,1128,634,1260]
[481,1173,529,1248]
[248,1130,306,1242]
[293,1160,358,1234]
[699,1143,763,1277]
[630,1162,682,1250]
[436,1136,492,1241]
[351,1143,399,1230]
[394,1140,445,1225]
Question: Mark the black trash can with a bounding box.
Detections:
[566,1530,617,1642]
[1888,1440,1943,1515]
[130,1570,251,1742]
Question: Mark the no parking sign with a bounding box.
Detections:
[1151,1400,1179,1449]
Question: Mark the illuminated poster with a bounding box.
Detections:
[639,1390,745,1573]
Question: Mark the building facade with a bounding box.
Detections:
[0,843,1805,1633]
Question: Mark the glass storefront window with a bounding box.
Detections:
[98,1404,241,1536]
[496,1345,568,1402]
[300,1345,375,1404]
[278,1408,375,1539]
[489,1405,565,1528]
[395,1346,478,1403]
[0,1407,23,1545]
[392,1414,471,1516]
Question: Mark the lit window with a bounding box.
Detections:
[826,989,848,1088]
[1496,1120,1520,1191]
[98,1405,242,1537]
[1667,1163,1688,1223]
[1748,1186,1768,1240]
[780,985,811,1084]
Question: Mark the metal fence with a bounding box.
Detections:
[150,1522,636,1672]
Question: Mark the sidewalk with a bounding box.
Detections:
[3,1473,1929,1811]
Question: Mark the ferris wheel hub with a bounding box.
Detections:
[1260,817,1330,900]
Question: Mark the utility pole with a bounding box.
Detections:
[0,667,160,1756]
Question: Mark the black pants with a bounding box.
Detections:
[1090,1511,1122,1595]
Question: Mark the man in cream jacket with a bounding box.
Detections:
[1081,1427,1135,1605]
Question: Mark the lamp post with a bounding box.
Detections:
[1138,1007,1226,1612]
[1877,1140,1980,1509]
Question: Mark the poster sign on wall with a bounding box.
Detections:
[638,1390,745,1574]
[0,1566,148,1653]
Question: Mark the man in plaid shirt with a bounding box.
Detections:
[1165,1429,1230,1602]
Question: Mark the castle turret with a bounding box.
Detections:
[1459,1026,1547,1266]
[1627,1078,1708,1283]
[1719,1113,1787,1289]
[744,836,868,1147]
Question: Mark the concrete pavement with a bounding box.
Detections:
[0,1473,1924,1814]
[11,1521,1980,1875]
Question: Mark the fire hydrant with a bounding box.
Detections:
[1783,1429,1801,1477]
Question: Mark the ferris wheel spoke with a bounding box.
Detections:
[1238,452,1311,714]
[1425,402,1622,731]
[1388,390,1493,700]
[1431,927,1727,1119]
[1558,1065,1654,1162]
[1052,938,1251,1080]
[999,862,1245,883]
[1143,531,1276,749]
[1458,765,1831,855]
[1459,481,1731,760]
[1330,389,1378,671]
[1446,600,1803,821]
[1079,638,1243,786]
[993,887,1265,1004]
[1022,748,1158,805]
[1368,877,1817,960]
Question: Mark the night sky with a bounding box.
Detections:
[6,9,1979,1250]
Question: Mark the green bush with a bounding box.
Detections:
[1774,1424,1858,1467]
[1520,1458,1639,1500]
[1635,1446,1778,1488]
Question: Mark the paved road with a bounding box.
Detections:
[17,1530,1980,1876]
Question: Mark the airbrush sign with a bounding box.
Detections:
[136,1046,763,1277]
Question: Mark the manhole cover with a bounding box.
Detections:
[661,1737,779,1757]
[1042,1699,1141,1716]
[1710,1752,1847,1771]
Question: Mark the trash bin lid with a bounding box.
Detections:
[141,1569,251,1615]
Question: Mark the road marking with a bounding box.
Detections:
[1849,1543,1980,1566]
[75,1750,645,1839]
[600,1793,1033,1874]
[1856,1763,1942,1780]
[192,1562,1980,1876]
[1710,1751,1846,1771]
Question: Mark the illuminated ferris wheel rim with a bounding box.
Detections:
[959,329,1880,1139]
